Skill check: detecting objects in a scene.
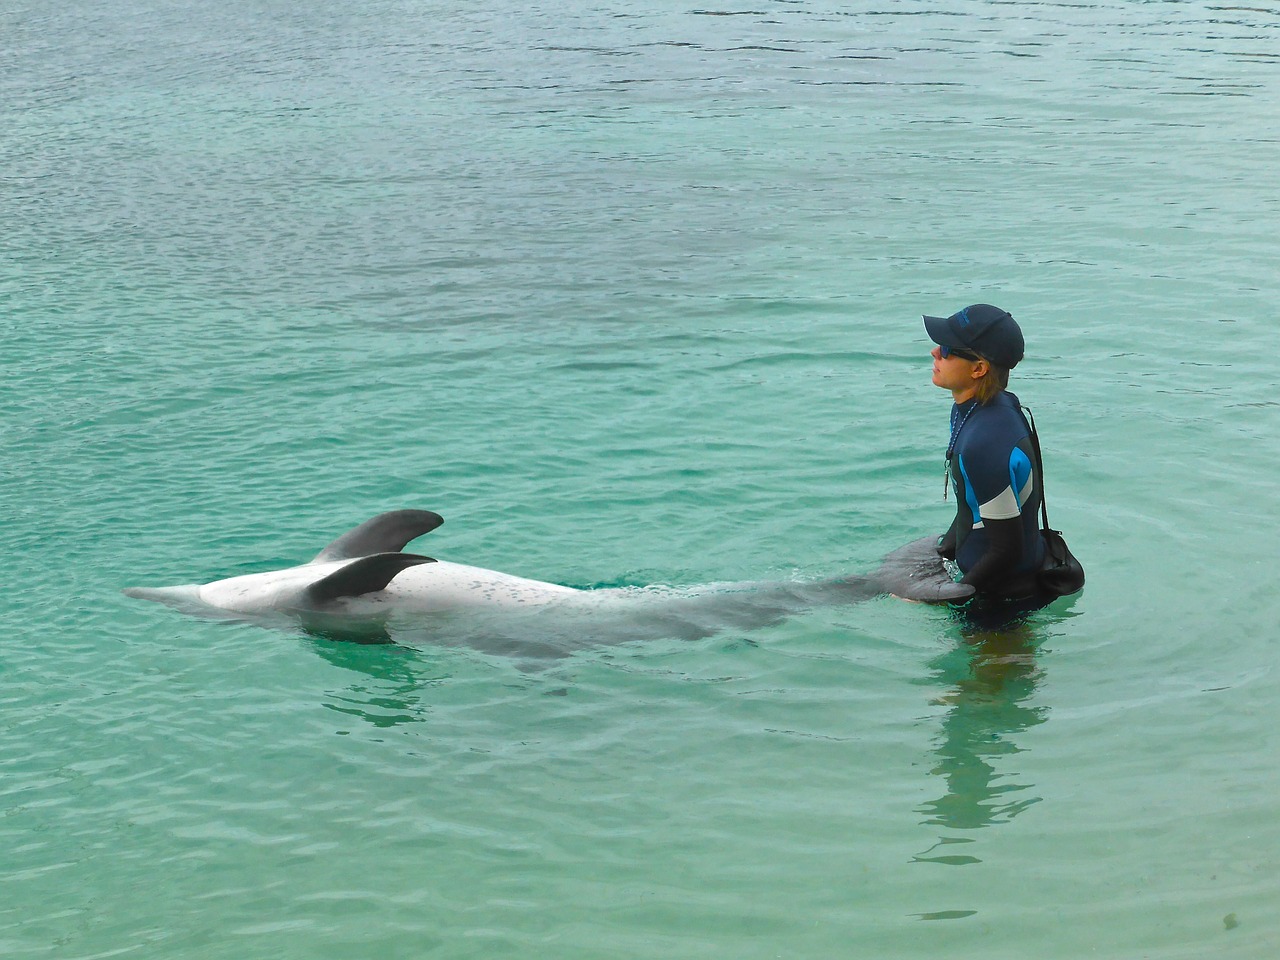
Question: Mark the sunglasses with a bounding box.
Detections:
[939,344,982,362]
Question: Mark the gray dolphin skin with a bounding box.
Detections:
[862,536,980,604]
[123,510,973,653]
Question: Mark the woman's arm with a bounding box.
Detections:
[958,516,1024,592]
[936,514,960,559]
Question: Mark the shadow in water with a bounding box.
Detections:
[309,636,452,729]
[912,615,1050,865]
[304,628,575,730]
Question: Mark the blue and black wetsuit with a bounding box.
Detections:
[939,390,1046,601]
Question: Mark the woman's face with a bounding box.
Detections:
[931,344,984,393]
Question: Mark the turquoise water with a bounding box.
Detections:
[5,0,1279,956]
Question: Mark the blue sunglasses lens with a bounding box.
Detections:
[941,345,979,361]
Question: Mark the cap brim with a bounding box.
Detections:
[922,314,963,348]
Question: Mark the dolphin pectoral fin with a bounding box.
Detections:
[304,553,436,605]
[311,510,445,562]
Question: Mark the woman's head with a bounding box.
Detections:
[924,304,1023,404]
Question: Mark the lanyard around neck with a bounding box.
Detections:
[943,400,978,500]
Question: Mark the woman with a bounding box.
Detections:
[924,303,1049,610]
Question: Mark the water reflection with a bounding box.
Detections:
[914,619,1048,862]
[309,637,449,728]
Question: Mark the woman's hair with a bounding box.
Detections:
[974,362,1010,405]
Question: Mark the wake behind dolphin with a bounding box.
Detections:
[123,509,972,654]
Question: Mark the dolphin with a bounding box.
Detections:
[122,509,973,649]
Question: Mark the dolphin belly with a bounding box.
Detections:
[345,560,581,615]
[196,560,356,614]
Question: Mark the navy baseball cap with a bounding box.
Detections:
[923,303,1024,369]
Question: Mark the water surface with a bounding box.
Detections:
[3,0,1278,957]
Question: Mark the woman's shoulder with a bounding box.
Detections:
[974,392,1031,439]
[989,390,1027,418]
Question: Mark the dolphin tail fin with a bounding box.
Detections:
[305,553,436,605]
[868,536,976,603]
[311,510,444,563]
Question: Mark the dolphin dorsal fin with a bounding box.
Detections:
[312,510,444,563]
[305,553,436,604]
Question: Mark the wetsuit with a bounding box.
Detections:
[938,390,1046,602]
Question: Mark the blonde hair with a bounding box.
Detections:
[974,363,1010,405]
